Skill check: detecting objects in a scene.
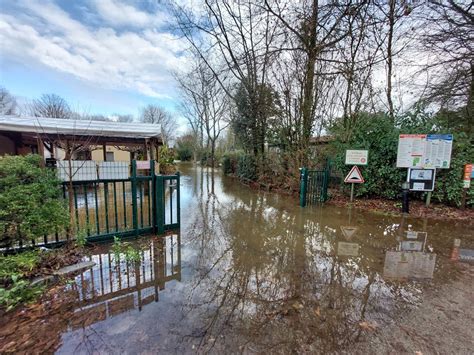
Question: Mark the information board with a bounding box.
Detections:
[408,168,436,192]
[345,150,368,165]
[396,134,453,169]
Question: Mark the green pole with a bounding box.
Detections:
[350,183,355,203]
[299,167,308,207]
[176,171,181,228]
[131,160,139,237]
[156,175,164,234]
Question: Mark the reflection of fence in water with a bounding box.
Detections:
[69,234,181,329]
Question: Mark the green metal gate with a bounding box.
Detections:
[61,159,180,244]
[299,167,330,206]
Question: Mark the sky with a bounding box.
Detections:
[0,0,190,130]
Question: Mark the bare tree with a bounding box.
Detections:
[31,93,71,118]
[0,87,17,115]
[176,56,231,167]
[141,104,178,145]
[421,0,473,111]
[173,0,279,160]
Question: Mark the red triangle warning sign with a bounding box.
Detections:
[344,165,364,183]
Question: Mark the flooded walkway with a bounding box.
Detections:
[57,163,473,353]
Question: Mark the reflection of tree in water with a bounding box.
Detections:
[184,171,423,352]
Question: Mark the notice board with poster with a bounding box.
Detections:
[408,168,436,191]
[396,134,453,169]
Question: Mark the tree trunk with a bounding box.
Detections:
[386,0,395,121]
[301,0,319,163]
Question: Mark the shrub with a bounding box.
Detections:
[222,151,243,175]
[0,250,43,311]
[0,155,68,246]
[237,153,257,181]
[176,145,193,161]
[158,146,176,174]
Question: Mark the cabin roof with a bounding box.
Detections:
[0,115,162,144]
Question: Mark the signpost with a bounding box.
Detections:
[396,134,453,211]
[345,150,368,165]
[344,165,364,202]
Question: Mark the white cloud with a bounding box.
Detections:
[91,0,166,28]
[0,0,189,99]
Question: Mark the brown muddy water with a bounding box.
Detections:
[56,163,473,354]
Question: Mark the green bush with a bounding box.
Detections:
[237,153,257,181]
[0,155,68,246]
[0,275,43,311]
[0,250,43,311]
[222,151,243,175]
[176,145,192,161]
[158,146,176,174]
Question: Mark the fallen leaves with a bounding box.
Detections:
[358,321,377,331]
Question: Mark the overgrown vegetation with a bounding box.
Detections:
[0,155,69,247]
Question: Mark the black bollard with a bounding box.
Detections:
[402,181,410,213]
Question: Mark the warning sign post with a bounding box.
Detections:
[344,165,364,202]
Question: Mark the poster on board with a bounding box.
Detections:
[396,134,453,169]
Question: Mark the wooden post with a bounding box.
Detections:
[143,140,148,161]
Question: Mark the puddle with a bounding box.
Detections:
[56,164,473,353]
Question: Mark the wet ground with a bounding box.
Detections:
[19,164,474,353]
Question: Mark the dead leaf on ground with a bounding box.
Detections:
[314,307,321,317]
[358,321,377,331]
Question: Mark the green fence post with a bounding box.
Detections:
[176,171,181,228]
[299,167,308,207]
[131,160,139,237]
[150,160,156,233]
[156,175,165,234]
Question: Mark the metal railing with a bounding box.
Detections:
[299,166,330,206]
[3,160,180,250]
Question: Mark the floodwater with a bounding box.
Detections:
[57,163,473,354]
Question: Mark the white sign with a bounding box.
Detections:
[344,165,364,183]
[136,160,150,170]
[397,134,453,169]
[345,150,368,165]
